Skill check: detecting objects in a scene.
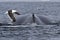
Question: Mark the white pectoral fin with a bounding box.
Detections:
[5,11,8,14]
[12,10,17,13]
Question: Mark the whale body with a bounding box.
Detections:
[3,10,59,25]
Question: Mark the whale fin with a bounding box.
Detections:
[32,13,35,23]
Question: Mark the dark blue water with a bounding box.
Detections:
[0,2,60,40]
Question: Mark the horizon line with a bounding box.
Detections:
[0,1,59,2]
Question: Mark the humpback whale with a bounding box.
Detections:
[5,10,38,25]
[4,9,59,25]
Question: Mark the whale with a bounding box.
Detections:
[4,9,59,25]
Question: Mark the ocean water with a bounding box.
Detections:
[0,2,60,23]
[0,2,60,40]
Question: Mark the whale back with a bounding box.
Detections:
[13,14,31,25]
[37,15,53,24]
[13,14,45,25]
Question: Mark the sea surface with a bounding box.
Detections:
[0,2,60,40]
